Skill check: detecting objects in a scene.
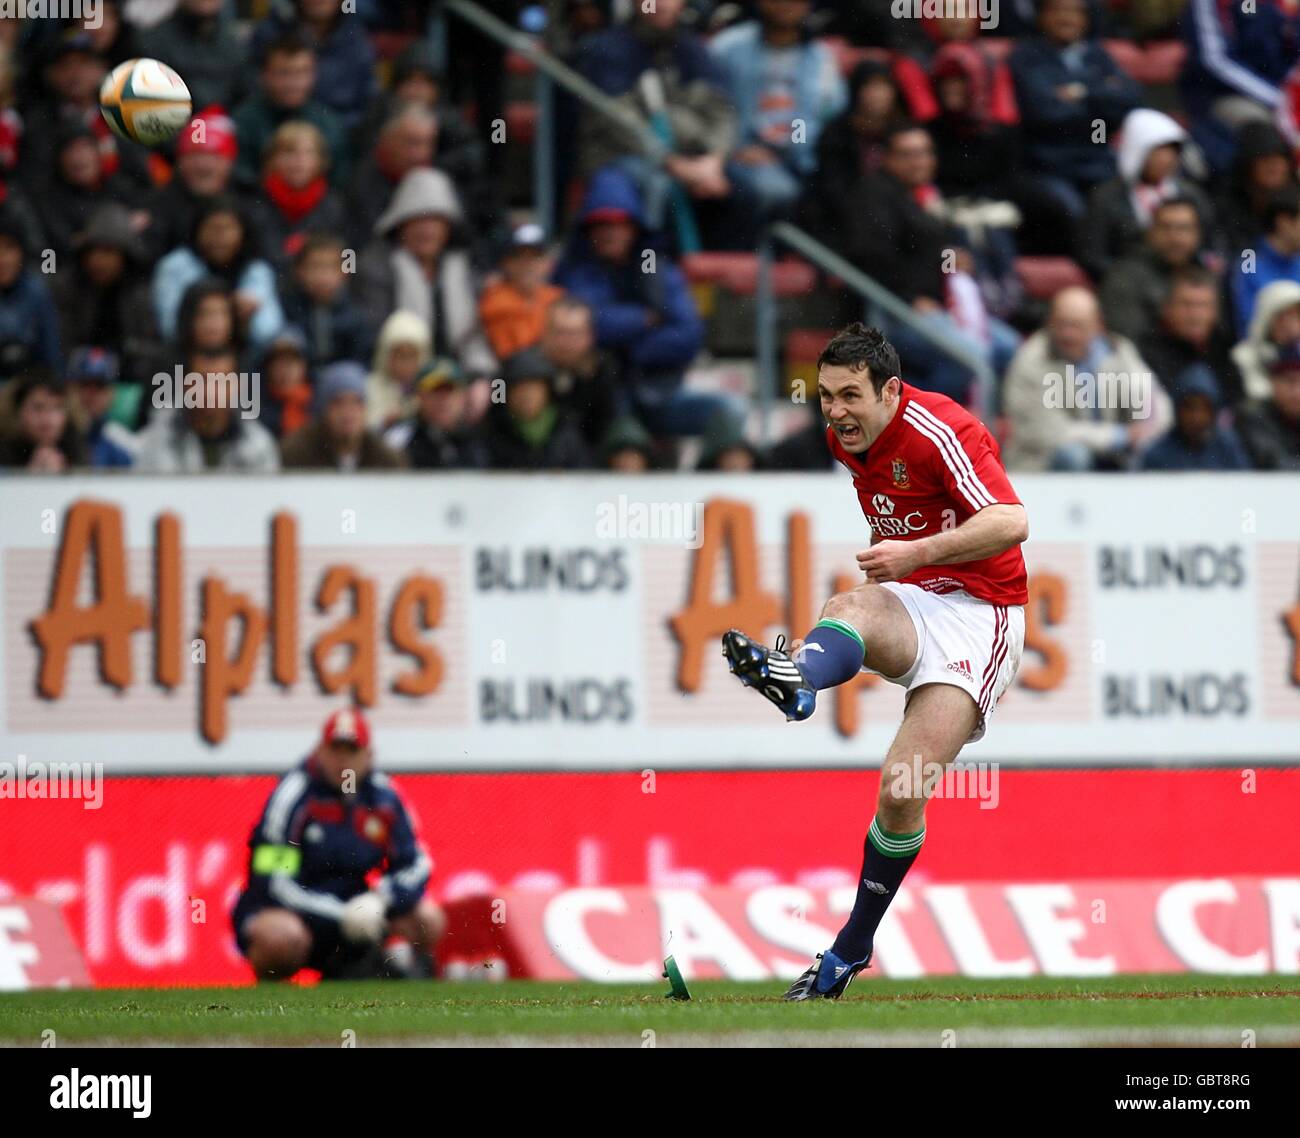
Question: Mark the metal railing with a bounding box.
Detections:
[758,222,997,439]
[438,1,997,435]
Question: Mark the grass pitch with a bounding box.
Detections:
[1,974,1297,1047]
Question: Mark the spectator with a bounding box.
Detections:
[554,167,723,436]
[600,413,658,472]
[1100,198,1208,345]
[64,347,137,468]
[1138,365,1252,471]
[1231,279,1300,402]
[1181,0,1300,174]
[538,295,624,449]
[573,0,739,247]
[33,122,141,263]
[1002,286,1166,471]
[709,0,848,231]
[0,371,83,471]
[926,41,1019,202]
[345,104,436,245]
[482,347,592,470]
[257,328,313,439]
[356,168,495,382]
[51,203,160,386]
[1216,121,1295,257]
[1008,0,1139,240]
[251,0,376,130]
[478,223,564,361]
[142,106,242,261]
[247,121,347,272]
[282,360,405,470]
[1140,268,1244,405]
[1084,109,1217,279]
[173,278,244,364]
[135,349,280,473]
[0,204,62,381]
[809,59,910,209]
[279,233,371,369]
[232,31,347,191]
[1236,342,1300,469]
[1230,186,1300,334]
[366,310,432,432]
[153,196,286,352]
[138,0,251,114]
[697,407,762,472]
[383,358,489,471]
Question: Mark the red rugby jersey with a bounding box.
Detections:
[825,383,1029,606]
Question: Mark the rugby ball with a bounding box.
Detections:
[99,58,192,147]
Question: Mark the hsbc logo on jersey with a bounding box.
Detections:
[867,495,928,537]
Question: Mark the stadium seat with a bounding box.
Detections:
[680,252,817,297]
[1134,40,1187,86]
[1014,256,1092,299]
[979,37,1014,62]
[507,50,537,77]
[370,32,418,63]
[505,102,537,146]
[1102,39,1144,81]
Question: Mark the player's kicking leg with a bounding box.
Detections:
[722,583,917,721]
[782,682,978,999]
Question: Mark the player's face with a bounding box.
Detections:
[819,364,898,453]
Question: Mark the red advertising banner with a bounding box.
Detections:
[0,899,91,990]
[0,769,1296,987]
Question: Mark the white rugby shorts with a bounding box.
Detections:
[864,582,1025,743]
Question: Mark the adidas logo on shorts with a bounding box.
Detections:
[946,659,974,682]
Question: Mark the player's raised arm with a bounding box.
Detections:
[859,503,1028,581]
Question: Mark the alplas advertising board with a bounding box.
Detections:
[1,474,1297,770]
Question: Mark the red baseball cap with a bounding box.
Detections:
[321,707,371,749]
[176,106,238,161]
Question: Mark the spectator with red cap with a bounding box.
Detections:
[231,707,445,982]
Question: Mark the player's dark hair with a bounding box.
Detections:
[817,323,901,394]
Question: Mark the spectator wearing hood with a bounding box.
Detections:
[251,0,376,129]
[153,195,286,352]
[246,121,347,272]
[365,310,432,432]
[478,224,565,361]
[142,106,243,262]
[926,41,1019,202]
[1215,121,1296,257]
[281,360,405,470]
[137,0,251,114]
[1140,267,1244,406]
[708,0,847,229]
[1138,365,1251,471]
[1083,109,1218,280]
[1230,278,1300,402]
[51,203,160,386]
[554,167,728,436]
[600,413,658,472]
[697,407,763,472]
[63,347,137,468]
[1008,0,1139,229]
[1100,198,1209,346]
[1181,0,1300,175]
[1230,185,1300,333]
[383,357,488,471]
[33,121,142,263]
[257,328,314,439]
[134,347,281,473]
[0,371,84,471]
[1236,340,1300,469]
[279,232,372,369]
[482,347,592,471]
[0,205,62,382]
[356,169,495,382]
[231,30,348,191]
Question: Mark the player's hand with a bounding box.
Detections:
[857,540,926,584]
[340,891,388,945]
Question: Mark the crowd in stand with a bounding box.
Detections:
[0,0,1298,475]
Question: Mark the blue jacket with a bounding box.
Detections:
[233,759,431,925]
[575,21,727,98]
[709,22,847,175]
[1229,237,1300,334]
[1008,35,1140,185]
[0,271,62,380]
[251,6,376,128]
[152,247,286,351]
[1139,426,1252,470]
[553,168,703,378]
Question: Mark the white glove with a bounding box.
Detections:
[340,892,388,945]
